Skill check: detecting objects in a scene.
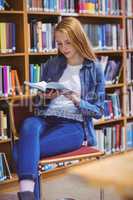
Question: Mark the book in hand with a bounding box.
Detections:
[24,81,72,94]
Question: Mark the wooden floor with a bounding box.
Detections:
[0,193,18,200]
[0,174,122,200]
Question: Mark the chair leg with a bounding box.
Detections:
[40,174,46,200]
[100,187,104,200]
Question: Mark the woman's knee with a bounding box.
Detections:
[20,117,46,137]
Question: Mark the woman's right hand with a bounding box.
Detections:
[38,89,60,99]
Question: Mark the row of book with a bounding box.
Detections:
[126,53,133,83]
[26,0,122,15]
[125,0,133,16]
[28,22,57,53]
[1,22,133,54]
[96,125,125,154]
[29,57,121,85]
[0,23,16,54]
[99,56,121,84]
[126,122,133,149]
[0,0,10,10]
[30,64,42,83]
[99,0,122,15]
[28,21,124,53]
[126,19,133,49]
[0,0,132,17]
[126,86,133,117]
[83,23,124,50]
[96,122,133,153]
[27,0,78,13]
[0,152,12,182]
[103,91,121,120]
[0,110,8,140]
[0,65,22,97]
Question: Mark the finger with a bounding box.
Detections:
[49,89,54,95]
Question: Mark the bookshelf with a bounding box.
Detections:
[0,0,133,189]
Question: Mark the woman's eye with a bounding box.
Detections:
[57,43,62,46]
[66,42,71,45]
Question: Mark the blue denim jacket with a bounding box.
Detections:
[41,55,105,146]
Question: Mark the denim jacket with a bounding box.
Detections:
[41,55,105,146]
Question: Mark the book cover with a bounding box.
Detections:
[24,81,72,94]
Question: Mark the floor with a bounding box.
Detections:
[0,174,122,200]
[43,174,122,200]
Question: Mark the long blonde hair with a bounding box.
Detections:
[55,17,96,61]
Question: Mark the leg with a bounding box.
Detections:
[13,116,48,200]
[17,117,48,180]
[40,121,84,157]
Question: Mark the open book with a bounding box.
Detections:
[24,81,72,94]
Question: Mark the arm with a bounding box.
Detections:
[65,62,105,119]
[80,62,105,119]
[40,58,61,99]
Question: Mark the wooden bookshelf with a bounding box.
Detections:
[0,0,133,190]
[0,139,11,144]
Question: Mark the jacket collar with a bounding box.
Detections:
[83,59,94,68]
[59,55,94,69]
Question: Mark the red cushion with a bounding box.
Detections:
[39,146,102,164]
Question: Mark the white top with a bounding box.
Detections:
[59,64,82,94]
[42,64,83,121]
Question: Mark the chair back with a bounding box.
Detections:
[8,98,34,140]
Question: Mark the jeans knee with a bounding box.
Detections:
[20,117,45,137]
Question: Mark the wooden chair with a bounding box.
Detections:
[8,97,104,200]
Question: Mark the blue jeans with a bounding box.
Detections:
[13,116,84,200]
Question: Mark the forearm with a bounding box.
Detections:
[79,99,104,119]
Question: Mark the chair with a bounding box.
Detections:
[8,97,104,200]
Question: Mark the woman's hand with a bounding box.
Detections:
[38,89,60,99]
[63,91,81,107]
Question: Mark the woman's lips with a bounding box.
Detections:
[64,51,70,55]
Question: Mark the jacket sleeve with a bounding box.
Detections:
[79,62,105,119]
[40,59,50,82]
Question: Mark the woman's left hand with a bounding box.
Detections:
[63,91,80,107]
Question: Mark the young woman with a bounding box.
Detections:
[14,17,105,200]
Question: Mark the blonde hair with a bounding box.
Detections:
[55,17,96,61]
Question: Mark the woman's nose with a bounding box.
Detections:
[62,44,67,51]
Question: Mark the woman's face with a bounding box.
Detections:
[55,31,78,60]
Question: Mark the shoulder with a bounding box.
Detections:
[92,59,103,74]
[94,60,105,83]
[45,55,66,67]
[85,59,104,82]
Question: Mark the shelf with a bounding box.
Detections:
[0,53,25,57]
[126,49,133,52]
[78,13,123,19]
[61,12,79,16]
[0,94,36,101]
[105,83,124,88]
[27,11,123,19]
[95,50,124,54]
[127,82,133,86]
[41,158,96,179]
[126,116,133,120]
[29,51,58,56]
[94,117,125,126]
[0,139,11,143]
[0,174,18,186]
[126,16,133,19]
[27,11,60,16]
[0,11,24,14]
